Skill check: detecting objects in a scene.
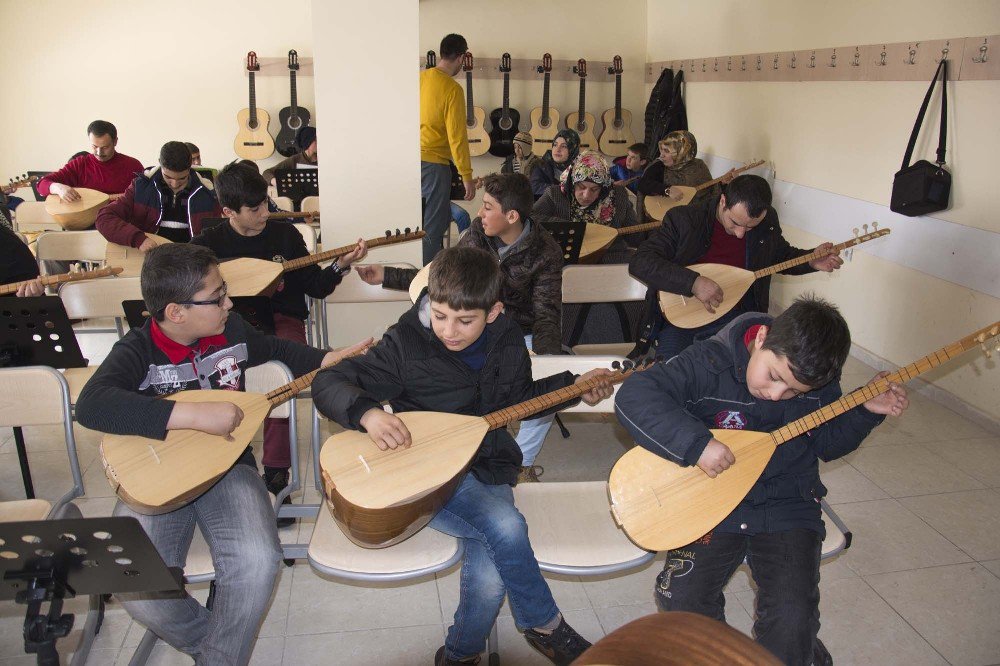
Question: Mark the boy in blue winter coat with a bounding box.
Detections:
[614,295,908,665]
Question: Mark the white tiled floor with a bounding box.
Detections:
[1,337,999,665]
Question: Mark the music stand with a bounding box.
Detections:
[122,297,276,335]
[539,220,587,265]
[0,517,181,665]
[0,296,88,499]
[274,168,319,211]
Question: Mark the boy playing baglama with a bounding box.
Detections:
[314,246,613,665]
[357,173,564,483]
[610,142,649,194]
[191,162,367,506]
[614,296,908,665]
[76,244,369,665]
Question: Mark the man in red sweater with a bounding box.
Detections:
[38,120,143,204]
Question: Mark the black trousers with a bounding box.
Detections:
[654,528,824,666]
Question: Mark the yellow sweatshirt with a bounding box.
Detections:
[420,67,472,179]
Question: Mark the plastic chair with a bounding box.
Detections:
[58,276,142,338]
[561,264,648,356]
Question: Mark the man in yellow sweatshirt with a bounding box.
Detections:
[420,33,476,263]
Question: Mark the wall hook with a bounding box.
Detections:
[790,53,797,69]
[756,55,762,71]
[877,46,887,66]
[741,56,746,71]
[773,54,779,70]
[828,49,837,67]
[852,47,861,67]
[809,51,816,68]
[972,39,989,63]
[727,57,732,71]
[903,44,917,65]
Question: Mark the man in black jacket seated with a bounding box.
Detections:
[629,174,843,358]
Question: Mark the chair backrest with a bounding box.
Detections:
[562,264,648,305]
[59,276,142,320]
[325,264,417,304]
[36,230,108,264]
[529,354,626,413]
[273,195,294,212]
[293,223,317,254]
[245,360,293,419]
[300,195,320,213]
[14,201,61,232]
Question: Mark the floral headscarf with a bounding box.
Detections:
[548,128,581,168]
[559,150,616,225]
[658,130,698,169]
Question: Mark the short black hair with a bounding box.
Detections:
[159,141,193,172]
[761,295,851,389]
[628,142,649,161]
[184,142,200,155]
[87,120,117,142]
[439,34,468,60]
[237,159,261,174]
[481,173,533,225]
[215,162,269,211]
[428,246,501,312]
[142,244,218,321]
[722,174,772,218]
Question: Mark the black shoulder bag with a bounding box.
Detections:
[889,59,951,217]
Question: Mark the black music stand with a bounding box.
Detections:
[122,297,276,335]
[0,296,88,499]
[539,220,587,265]
[0,517,181,665]
[274,168,319,211]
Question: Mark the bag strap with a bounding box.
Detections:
[901,59,948,169]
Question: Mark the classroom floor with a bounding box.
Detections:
[1,331,999,665]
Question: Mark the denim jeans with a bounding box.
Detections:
[113,463,282,666]
[421,161,452,264]
[450,202,472,234]
[653,529,822,666]
[430,473,559,660]
[516,335,554,467]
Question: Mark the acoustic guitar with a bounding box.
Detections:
[528,54,559,157]
[598,56,634,157]
[659,227,891,329]
[220,228,425,297]
[564,59,597,151]
[321,359,655,548]
[644,160,766,222]
[0,266,123,296]
[608,320,1000,552]
[233,51,275,160]
[44,188,110,230]
[104,233,172,278]
[3,174,38,195]
[462,52,491,157]
[101,347,370,515]
[488,53,520,158]
[275,50,311,158]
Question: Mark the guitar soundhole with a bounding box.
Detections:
[613,119,623,129]
[248,120,259,130]
[288,116,303,130]
[500,118,513,131]
[467,121,475,128]
[540,118,550,129]
[577,122,587,132]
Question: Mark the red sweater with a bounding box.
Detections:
[38,152,144,197]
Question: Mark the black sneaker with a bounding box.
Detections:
[262,467,295,528]
[433,646,480,665]
[523,618,592,665]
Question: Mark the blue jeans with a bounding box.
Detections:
[450,203,471,234]
[517,335,554,467]
[421,161,452,264]
[430,473,559,660]
[113,464,282,666]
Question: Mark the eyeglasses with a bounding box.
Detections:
[177,282,229,308]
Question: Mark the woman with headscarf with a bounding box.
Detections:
[529,128,580,199]
[532,150,641,348]
[637,130,719,204]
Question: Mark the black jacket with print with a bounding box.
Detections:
[614,312,884,536]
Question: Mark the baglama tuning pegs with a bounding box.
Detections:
[404,227,411,234]
[611,361,622,370]
[623,360,635,370]
[384,230,392,238]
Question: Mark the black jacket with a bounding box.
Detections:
[1,223,39,284]
[615,312,884,536]
[312,294,578,486]
[629,194,814,317]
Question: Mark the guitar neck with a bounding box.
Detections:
[289,70,298,114]
[466,72,474,124]
[753,229,890,278]
[266,346,370,406]
[502,72,510,116]
[249,71,258,127]
[577,77,586,121]
[267,211,317,220]
[279,231,426,272]
[695,160,766,192]
[614,73,622,124]
[541,73,551,123]
[0,266,123,295]
[771,320,1000,446]
[616,221,661,237]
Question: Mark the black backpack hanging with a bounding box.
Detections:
[890,59,951,217]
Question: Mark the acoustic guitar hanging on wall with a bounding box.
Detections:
[564,58,597,151]
[528,54,559,157]
[275,50,311,157]
[234,51,275,160]
[488,53,520,157]
[462,52,491,157]
[598,56,634,157]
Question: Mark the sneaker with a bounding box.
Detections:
[523,617,591,665]
[517,465,544,484]
[433,646,480,665]
[262,467,295,528]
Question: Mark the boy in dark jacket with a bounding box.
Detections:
[191,163,367,501]
[313,246,612,665]
[76,243,369,665]
[614,296,908,666]
[356,174,564,482]
[630,174,843,358]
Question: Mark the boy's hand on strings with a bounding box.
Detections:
[862,371,909,417]
[692,275,724,313]
[360,408,412,451]
[576,368,615,405]
[16,278,44,297]
[337,237,368,270]
[697,439,735,478]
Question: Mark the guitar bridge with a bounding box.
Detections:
[242,142,265,147]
